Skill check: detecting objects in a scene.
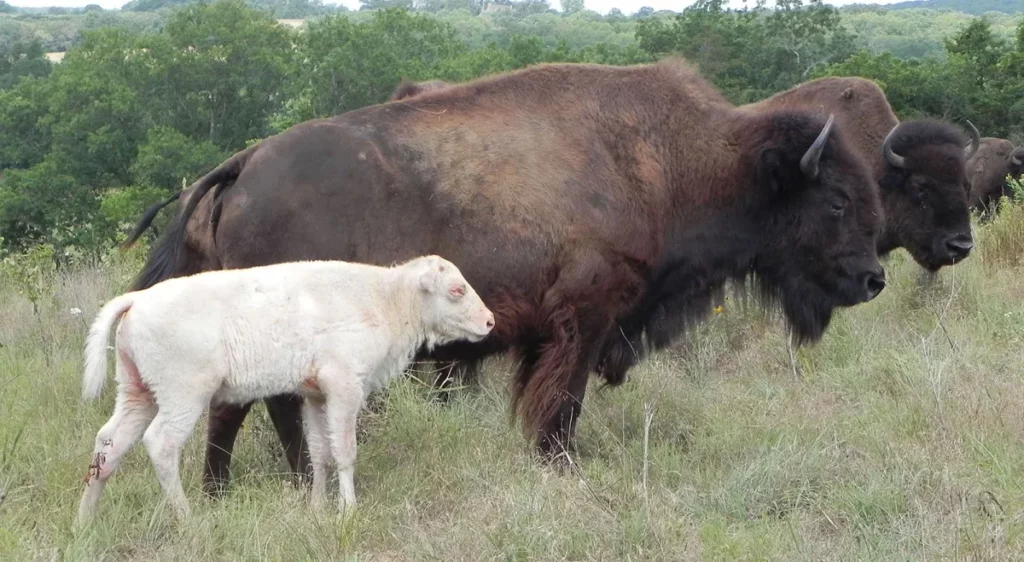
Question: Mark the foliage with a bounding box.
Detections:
[130,126,226,192]
[0,76,51,170]
[0,39,50,90]
[635,0,856,104]
[98,185,171,240]
[1006,174,1024,200]
[0,158,91,253]
[886,0,1024,15]
[278,9,466,127]
[817,16,1024,141]
[163,0,295,149]
[0,242,55,311]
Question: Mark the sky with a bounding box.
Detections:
[8,0,907,16]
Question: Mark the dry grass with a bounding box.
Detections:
[2,209,1024,561]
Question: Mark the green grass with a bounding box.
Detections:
[2,208,1024,561]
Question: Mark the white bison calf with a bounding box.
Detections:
[77,255,494,523]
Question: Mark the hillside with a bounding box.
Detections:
[883,0,1024,15]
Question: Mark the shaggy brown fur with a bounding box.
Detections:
[742,76,976,272]
[124,60,884,493]
[966,137,1024,217]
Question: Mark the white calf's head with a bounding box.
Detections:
[412,255,494,345]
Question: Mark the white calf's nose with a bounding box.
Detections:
[485,312,495,330]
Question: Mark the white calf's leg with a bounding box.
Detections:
[141,398,207,520]
[78,388,157,524]
[325,386,364,513]
[301,397,332,510]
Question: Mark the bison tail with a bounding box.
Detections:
[83,294,134,401]
[119,191,182,251]
[126,144,257,292]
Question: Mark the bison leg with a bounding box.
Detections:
[533,311,610,463]
[520,249,639,463]
[535,357,593,463]
[202,401,252,497]
[265,393,313,486]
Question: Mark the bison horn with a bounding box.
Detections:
[800,113,835,181]
[1012,147,1024,167]
[882,124,907,170]
[965,120,980,160]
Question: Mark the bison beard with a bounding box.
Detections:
[124,59,883,494]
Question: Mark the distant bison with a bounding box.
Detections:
[123,60,884,495]
[966,136,1024,217]
[742,77,977,272]
[389,79,450,102]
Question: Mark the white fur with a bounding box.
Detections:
[76,255,493,524]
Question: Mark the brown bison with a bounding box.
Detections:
[123,60,884,495]
[742,77,977,270]
[966,136,1024,217]
[390,76,978,270]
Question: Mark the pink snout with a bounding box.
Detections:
[473,308,495,338]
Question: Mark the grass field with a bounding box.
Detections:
[2,208,1024,561]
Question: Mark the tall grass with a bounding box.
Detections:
[1,210,1023,561]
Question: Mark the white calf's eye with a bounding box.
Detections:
[449,283,466,298]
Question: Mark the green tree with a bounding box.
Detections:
[0,157,93,252]
[946,18,1004,87]
[636,0,855,103]
[163,0,294,150]
[361,0,414,9]
[560,0,583,14]
[42,29,173,188]
[279,9,465,127]
[0,40,51,90]
[130,126,226,191]
[0,76,52,170]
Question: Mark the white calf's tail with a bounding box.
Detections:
[82,294,135,401]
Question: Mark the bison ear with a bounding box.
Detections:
[756,148,805,196]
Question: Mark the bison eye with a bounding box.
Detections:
[830,202,846,217]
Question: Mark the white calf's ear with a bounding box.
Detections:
[419,268,437,293]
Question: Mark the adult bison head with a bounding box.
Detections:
[748,111,885,342]
[877,120,976,271]
[967,138,1024,217]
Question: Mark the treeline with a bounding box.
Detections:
[1,0,1021,56]
[0,0,1022,260]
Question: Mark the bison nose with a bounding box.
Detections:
[945,233,974,261]
[859,267,886,301]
